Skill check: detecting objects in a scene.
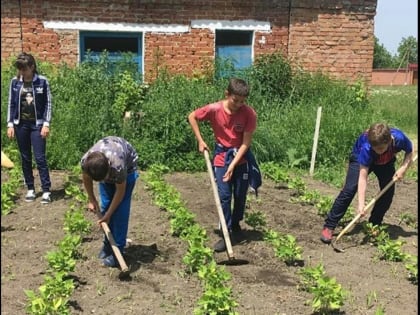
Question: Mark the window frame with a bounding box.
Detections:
[79,31,143,74]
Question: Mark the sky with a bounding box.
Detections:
[374,0,418,55]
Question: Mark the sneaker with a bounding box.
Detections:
[320,227,333,244]
[25,190,36,202]
[231,223,242,232]
[231,224,245,243]
[98,244,112,259]
[214,238,227,252]
[41,192,51,204]
[102,254,119,268]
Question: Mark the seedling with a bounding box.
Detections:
[366,290,378,309]
[245,210,267,231]
[377,238,408,262]
[398,212,417,229]
[404,255,418,284]
[264,229,303,265]
[297,262,347,314]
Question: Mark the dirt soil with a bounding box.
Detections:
[1,167,418,315]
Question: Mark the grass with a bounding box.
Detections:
[369,85,418,136]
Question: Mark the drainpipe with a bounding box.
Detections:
[287,0,292,56]
[19,0,23,51]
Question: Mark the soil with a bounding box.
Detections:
[1,167,418,315]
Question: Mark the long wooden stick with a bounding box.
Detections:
[334,154,418,243]
[204,150,235,259]
[309,106,322,177]
[94,210,129,272]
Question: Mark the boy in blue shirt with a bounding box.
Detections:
[321,123,413,244]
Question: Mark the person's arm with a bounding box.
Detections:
[40,79,52,138]
[7,80,16,139]
[222,131,253,182]
[394,151,413,180]
[357,165,369,216]
[188,111,209,152]
[99,181,126,224]
[82,172,99,211]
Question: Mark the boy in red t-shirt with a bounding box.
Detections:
[188,78,258,252]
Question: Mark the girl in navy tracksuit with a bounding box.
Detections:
[6,53,52,203]
[320,122,413,243]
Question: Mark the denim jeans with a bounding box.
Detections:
[99,172,139,252]
[214,163,249,230]
[324,155,396,229]
[14,120,51,192]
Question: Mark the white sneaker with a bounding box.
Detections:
[25,190,36,202]
[41,192,51,204]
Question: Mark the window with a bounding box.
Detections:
[80,31,143,73]
[215,30,253,76]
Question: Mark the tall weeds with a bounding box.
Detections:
[1,52,417,183]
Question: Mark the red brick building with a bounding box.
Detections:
[1,0,377,83]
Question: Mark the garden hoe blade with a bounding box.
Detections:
[204,150,249,266]
[332,154,417,253]
[1,151,14,168]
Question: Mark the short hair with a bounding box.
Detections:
[227,78,250,97]
[82,151,110,181]
[367,123,392,147]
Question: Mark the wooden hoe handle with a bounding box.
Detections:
[334,154,418,243]
[204,150,235,259]
[98,218,129,272]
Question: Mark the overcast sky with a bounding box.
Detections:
[374,0,418,55]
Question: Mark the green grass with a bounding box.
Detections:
[369,85,418,136]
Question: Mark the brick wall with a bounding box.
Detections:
[1,0,377,83]
[371,69,416,86]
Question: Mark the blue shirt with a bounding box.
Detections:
[352,128,412,167]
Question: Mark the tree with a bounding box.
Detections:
[373,36,395,69]
[396,36,418,67]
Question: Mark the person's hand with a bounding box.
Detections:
[199,141,209,153]
[222,167,234,182]
[393,170,405,182]
[98,212,111,225]
[357,205,367,217]
[87,200,99,212]
[40,126,50,138]
[7,127,14,139]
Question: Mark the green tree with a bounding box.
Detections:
[396,36,418,67]
[373,36,395,68]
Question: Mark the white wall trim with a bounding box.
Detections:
[191,20,271,32]
[43,21,189,33]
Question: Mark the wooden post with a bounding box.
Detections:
[309,107,322,177]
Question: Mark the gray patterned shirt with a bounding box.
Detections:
[81,136,138,183]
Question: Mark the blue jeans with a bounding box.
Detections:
[99,172,139,252]
[324,155,396,229]
[214,163,249,230]
[14,120,51,192]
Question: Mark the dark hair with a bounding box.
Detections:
[14,52,38,74]
[368,123,392,147]
[227,78,250,97]
[82,151,110,181]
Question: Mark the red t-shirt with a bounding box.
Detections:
[194,101,257,166]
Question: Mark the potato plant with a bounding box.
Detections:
[297,262,347,314]
[143,165,239,314]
